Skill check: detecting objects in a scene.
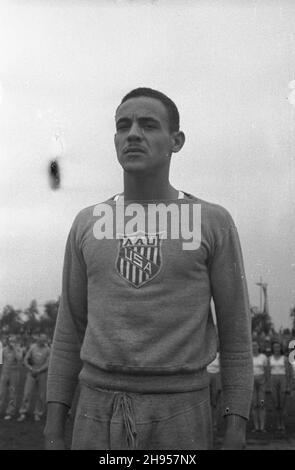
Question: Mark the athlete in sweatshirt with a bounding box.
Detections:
[44,88,253,450]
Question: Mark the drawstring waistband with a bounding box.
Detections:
[112,392,137,450]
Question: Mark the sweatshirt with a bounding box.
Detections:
[47,192,253,419]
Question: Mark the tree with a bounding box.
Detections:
[251,306,273,335]
[23,300,40,335]
[0,305,23,334]
[41,298,60,335]
[44,298,60,323]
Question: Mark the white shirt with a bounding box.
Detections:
[113,191,185,202]
[269,355,286,375]
[253,353,268,376]
[207,353,220,374]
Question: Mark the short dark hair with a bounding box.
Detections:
[252,340,261,353]
[271,340,283,354]
[119,87,180,133]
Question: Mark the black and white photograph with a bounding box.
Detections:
[0,0,295,453]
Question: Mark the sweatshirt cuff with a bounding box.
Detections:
[221,387,253,420]
[46,375,78,408]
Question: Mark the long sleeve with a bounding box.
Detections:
[209,216,253,419]
[47,217,88,407]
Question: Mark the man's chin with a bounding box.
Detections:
[121,161,150,173]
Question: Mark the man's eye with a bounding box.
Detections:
[117,125,129,131]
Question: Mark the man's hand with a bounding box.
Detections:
[31,367,39,378]
[222,414,247,450]
[44,402,69,450]
[44,434,66,450]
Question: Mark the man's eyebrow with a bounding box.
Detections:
[138,117,160,124]
[116,116,160,125]
[116,117,130,123]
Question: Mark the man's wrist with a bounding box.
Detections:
[45,401,70,437]
[222,415,247,450]
[224,414,247,431]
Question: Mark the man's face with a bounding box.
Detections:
[114,97,174,174]
[8,336,16,346]
[252,342,259,355]
[38,334,47,346]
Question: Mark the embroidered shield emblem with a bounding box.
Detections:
[116,232,163,287]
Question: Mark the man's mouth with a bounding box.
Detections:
[124,147,145,154]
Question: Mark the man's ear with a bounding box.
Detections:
[171,131,185,153]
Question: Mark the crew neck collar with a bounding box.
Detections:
[113,190,185,203]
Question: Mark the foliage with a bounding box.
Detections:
[0,298,60,338]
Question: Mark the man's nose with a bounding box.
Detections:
[127,122,142,141]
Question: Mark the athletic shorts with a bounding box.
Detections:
[252,375,266,406]
[270,375,286,393]
[71,383,213,450]
[270,375,287,408]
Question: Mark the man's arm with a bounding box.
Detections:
[222,414,247,450]
[44,402,70,450]
[209,212,253,449]
[44,217,88,449]
[35,349,50,374]
[12,344,24,363]
[23,347,33,372]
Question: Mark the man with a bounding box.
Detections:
[17,333,50,422]
[268,341,291,432]
[0,335,23,420]
[251,340,268,432]
[45,88,253,450]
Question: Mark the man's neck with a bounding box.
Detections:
[123,172,178,201]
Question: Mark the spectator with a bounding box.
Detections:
[251,341,268,432]
[268,341,292,432]
[0,335,23,420]
[17,334,50,422]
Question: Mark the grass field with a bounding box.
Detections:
[1,366,295,450]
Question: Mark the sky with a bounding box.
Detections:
[0,0,295,329]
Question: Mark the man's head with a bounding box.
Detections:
[8,335,17,347]
[37,334,47,347]
[120,88,180,133]
[114,88,185,174]
[252,341,259,355]
[272,341,283,356]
